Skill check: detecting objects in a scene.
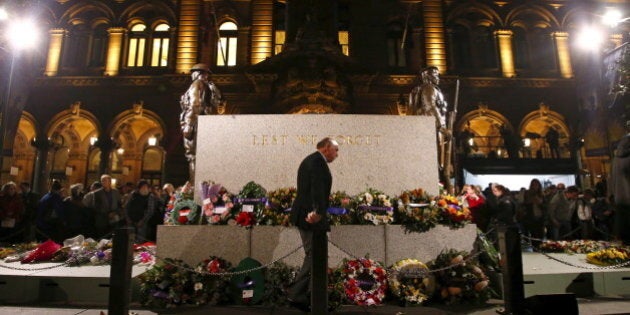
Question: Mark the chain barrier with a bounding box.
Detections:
[0,261,68,271]
[150,243,305,277]
[540,252,630,270]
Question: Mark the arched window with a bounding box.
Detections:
[62,24,90,69]
[127,23,147,67]
[513,27,530,69]
[449,25,472,71]
[473,26,497,69]
[530,28,556,71]
[89,24,108,67]
[273,1,286,55]
[386,23,406,68]
[151,23,170,67]
[217,21,238,66]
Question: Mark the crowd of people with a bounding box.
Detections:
[0,174,176,245]
[458,179,620,247]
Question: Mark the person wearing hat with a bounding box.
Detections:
[179,63,224,182]
[611,120,630,245]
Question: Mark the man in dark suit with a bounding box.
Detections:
[287,137,339,311]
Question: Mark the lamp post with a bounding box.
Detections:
[0,9,39,181]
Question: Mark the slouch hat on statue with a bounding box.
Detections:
[191,63,211,73]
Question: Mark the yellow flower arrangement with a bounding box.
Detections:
[389,258,435,305]
[586,248,630,266]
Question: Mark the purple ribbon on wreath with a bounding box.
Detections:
[234,197,268,204]
[327,207,348,215]
[358,205,394,212]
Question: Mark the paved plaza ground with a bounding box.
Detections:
[1,297,630,315]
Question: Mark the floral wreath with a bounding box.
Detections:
[234,181,267,227]
[139,258,193,308]
[328,191,356,226]
[261,187,296,226]
[539,240,614,254]
[388,258,435,305]
[190,256,233,305]
[200,181,235,225]
[435,194,471,229]
[341,258,388,305]
[397,188,439,233]
[170,198,201,225]
[586,248,629,266]
[165,182,200,225]
[429,249,490,305]
[355,188,394,225]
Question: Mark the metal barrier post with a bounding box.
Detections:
[108,227,134,315]
[497,224,525,314]
[311,229,328,314]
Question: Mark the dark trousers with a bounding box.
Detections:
[288,228,312,304]
[615,204,630,245]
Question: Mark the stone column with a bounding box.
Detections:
[495,29,516,78]
[104,27,125,76]
[175,0,201,74]
[422,0,447,71]
[250,0,274,64]
[31,138,52,194]
[95,136,115,176]
[552,31,573,79]
[44,28,66,76]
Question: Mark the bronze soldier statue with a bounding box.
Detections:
[408,67,450,163]
[406,66,457,191]
[180,63,225,183]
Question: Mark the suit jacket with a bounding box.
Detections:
[290,151,332,231]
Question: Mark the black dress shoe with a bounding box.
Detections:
[288,299,311,312]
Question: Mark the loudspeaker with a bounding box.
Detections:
[525,293,578,315]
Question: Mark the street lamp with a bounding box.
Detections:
[0,10,39,180]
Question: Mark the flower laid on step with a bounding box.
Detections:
[389,258,435,305]
[355,188,394,225]
[340,257,388,306]
[428,249,491,305]
[435,194,471,229]
[539,240,617,254]
[397,188,439,233]
[586,248,630,266]
[328,191,357,225]
[261,187,296,226]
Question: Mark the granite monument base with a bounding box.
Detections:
[156,224,477,267]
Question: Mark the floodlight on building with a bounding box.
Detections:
[7,18,39,50]
[576,26,604,51]
[602,8,623,28]
[523,138,531,147]
[117,148,124,155]
[90,136,98,146]
[467,137,474,146]
[148,136,157,146]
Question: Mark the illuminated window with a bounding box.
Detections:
[127,24,147,67]
[338,31,349,56]
[274,30,285,55]
[387,24,406,67]
[151,23,170,67]
[217,21,238,66]
[89,24,108,67]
